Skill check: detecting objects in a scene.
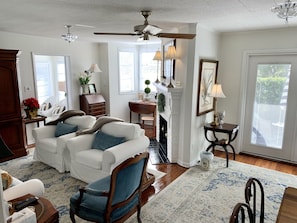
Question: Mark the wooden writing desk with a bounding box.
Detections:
[276,187,297,223]
[129,100,156,138]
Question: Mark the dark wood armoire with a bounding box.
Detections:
[0,49,26,162]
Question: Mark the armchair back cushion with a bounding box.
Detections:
[65,115,96,130]
[92,131,126,151]
[101,122,142,140]
[55,122,78,137]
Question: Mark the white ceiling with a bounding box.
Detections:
[0,0,296,43]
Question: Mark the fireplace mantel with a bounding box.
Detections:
[154,83,183,162]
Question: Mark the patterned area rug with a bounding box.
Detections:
[0,151,165,223]
[127,158,297,223]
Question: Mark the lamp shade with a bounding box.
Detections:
[165,46,177,60]
[153,50,162,61]
[88,64,102,73]
[210,84,226,98]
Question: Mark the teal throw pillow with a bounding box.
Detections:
[55,122,78,137]
[92,131,126,151]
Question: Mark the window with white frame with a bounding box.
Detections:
[119,50,135,93]
[118,45,159,94]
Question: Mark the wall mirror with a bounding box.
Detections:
[32,54,71,115]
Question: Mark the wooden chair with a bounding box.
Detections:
[69,152,149,223]
[229,202,254,223]
[245,178,265,223]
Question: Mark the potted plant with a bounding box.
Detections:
[144,80,151,100]
[23,97,40,119]
[79,71,92,94]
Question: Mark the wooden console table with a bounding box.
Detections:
[9,194,59,223]
[204,123,239,167]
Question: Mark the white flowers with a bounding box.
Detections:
[79,72,91,85]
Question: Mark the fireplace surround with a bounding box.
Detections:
[154,83,182,162]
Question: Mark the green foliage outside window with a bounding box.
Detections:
[255,77,286,105]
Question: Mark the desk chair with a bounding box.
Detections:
[70,152,149,223]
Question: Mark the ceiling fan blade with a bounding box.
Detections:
[94,32,140,36]
[156,33,196,39]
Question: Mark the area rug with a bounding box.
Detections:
[127,158,297,223]
[0,151,164,223]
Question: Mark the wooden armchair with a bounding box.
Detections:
[70,152,149,223]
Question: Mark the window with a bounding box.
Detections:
[119,51,135,93]
[139,51,157,92]
[118,45,160,94]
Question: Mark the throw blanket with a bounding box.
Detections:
[76,116,124,135]
[46,110,86,125]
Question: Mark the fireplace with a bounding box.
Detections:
[159,115,167,156]
[154,83,182,163]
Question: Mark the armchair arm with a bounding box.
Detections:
[80,187,109,196]
[32,125,56,140]
[67,134,96,160]
[56,132,77,155]
[102,136,149,173]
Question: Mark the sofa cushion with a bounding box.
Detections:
[55,122,78,137]
[92,131,126,151]
[101,122,141,140]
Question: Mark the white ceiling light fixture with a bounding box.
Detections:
[271,0,297,23]
[61,25,78,43]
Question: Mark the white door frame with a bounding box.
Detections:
[238,49,297,163]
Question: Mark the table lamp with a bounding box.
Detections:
[86,64,102,74]
[210,84,226,126]
[153,50,162,83]
[165,46,177,88]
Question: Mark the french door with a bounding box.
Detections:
[241,52,297,163]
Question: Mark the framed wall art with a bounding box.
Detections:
[197,59,219,116]
[88,84,97,94]
[162,39,176,81]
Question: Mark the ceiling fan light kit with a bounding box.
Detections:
[61,25,78,43]
[271,0,297,22]
[94,10,196,40]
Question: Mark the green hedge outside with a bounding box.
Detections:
[255,77,286,105]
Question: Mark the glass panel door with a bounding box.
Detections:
[242,54,297,162]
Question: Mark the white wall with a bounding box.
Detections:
[183,25,220,166]
[0,31,100,109]
[219,27,297,151]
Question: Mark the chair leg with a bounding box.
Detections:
[70,209,76,223]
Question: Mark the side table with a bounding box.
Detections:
[204,123,239,167]
[9,194,59,223]
[22,115,46,148]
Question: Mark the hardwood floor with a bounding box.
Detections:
[143,150,297,201]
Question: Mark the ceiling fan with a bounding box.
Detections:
[94,10,196,40]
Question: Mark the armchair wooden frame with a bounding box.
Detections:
[70,152,149,223]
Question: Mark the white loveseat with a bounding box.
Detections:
[1,170,44,201]
[32,114,96,173]
[67,121,150,183]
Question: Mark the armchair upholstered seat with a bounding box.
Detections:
[70,152,149,223]
[32,111,96,173]
[67,120,150,183]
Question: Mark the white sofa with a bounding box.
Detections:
[67,121,150,183]
[32,115,96,173]
[1,170,44,201]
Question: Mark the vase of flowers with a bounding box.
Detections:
[79,72,92,94]
[23,97,40,119]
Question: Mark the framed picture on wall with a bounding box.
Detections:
[162,39,176,81]
[197,59,219,116]
[88,84,97,94]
